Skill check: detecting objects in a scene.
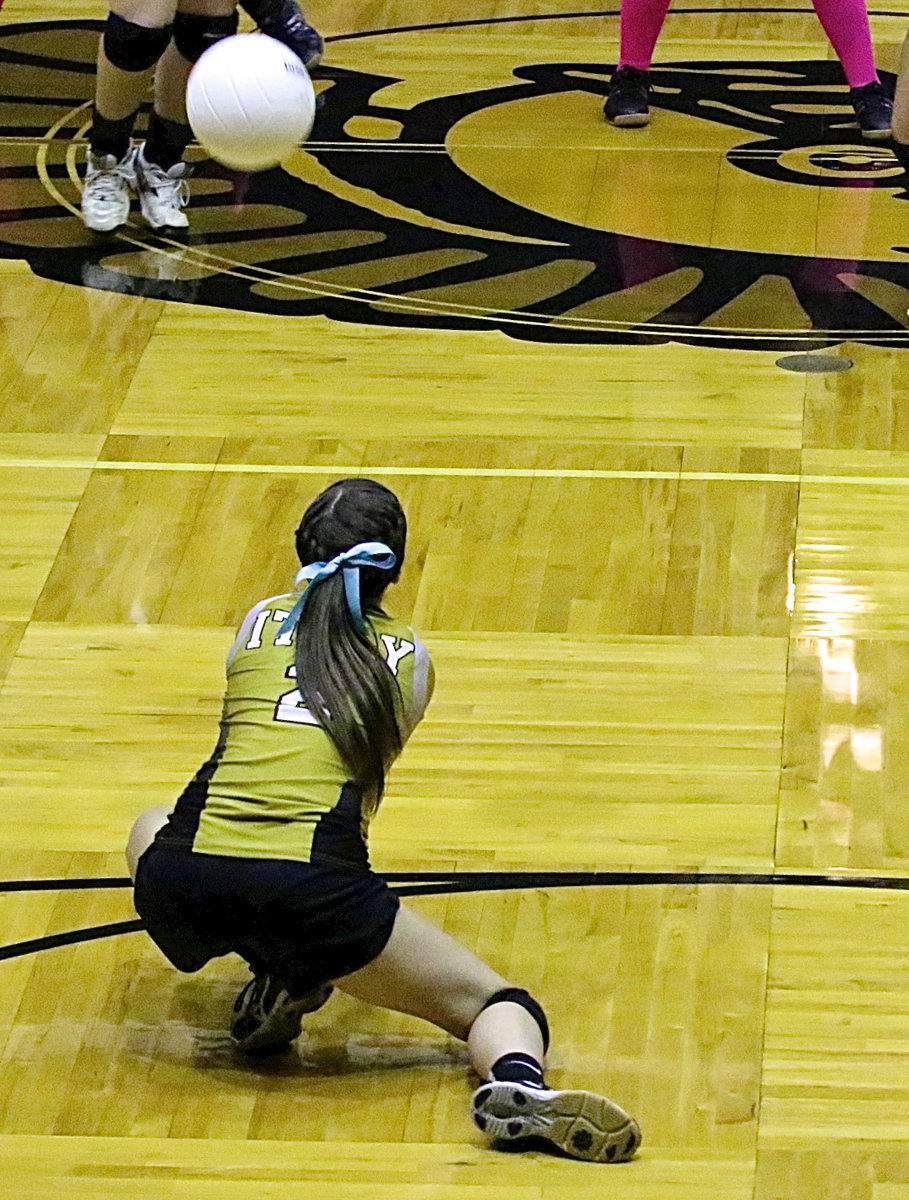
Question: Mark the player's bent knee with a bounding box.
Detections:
[125,806,171,879]
[172,10,238,62]
[104,13,173,71]
[478,986,551,1052]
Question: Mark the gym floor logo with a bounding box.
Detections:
[1,12,907,350]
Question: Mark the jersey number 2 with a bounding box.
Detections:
[274,665,320,726]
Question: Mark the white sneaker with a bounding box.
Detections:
[133,143,191,230]
[471,1079,642,1163]
[81,149,136,232]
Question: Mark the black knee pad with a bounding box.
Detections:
[173,10,239,62]
[480,987,550,1053]
[103,13,172,72]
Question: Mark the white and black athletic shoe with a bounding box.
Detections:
[81,149,136,232]
[231,973,333,1053]
[132,144,191,231]
[471,1079,642,1163]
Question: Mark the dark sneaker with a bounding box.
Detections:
[850,81,892,141]
[471,1080,642,1163]
[604,65,651,127]
[231,973,333,1052]
[252,0,324,68]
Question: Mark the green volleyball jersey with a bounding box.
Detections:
[160,593,433,870]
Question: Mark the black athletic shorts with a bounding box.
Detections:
[134,845,400,995]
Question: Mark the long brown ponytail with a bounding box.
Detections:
[293,479,407,802]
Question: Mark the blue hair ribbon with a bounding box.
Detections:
[278,541,397,636]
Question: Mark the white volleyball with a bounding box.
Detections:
[186,33,316,171]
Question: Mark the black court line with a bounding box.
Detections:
[4,870,909,894]
[0,877,132,891]
[2,871,908,963]
[385,870,909,894]
[0,919,143,963]
[328,8,907,43]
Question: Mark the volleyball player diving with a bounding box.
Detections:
[81,0,322,233]
[125,478,642,1164]
[604,0,892,139]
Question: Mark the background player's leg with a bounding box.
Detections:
[153,0,239,137]
[125,806,171,879]
[94,1,176,134]
[604,0,671,126]
[811,0,878,87]
[83,1,177,231]
[133,0,238,229]
[617,0,671,72]
[810,0,891,137]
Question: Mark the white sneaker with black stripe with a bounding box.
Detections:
[133,143,191,230]
[471,1079,642,1162]
[81,148,136,232]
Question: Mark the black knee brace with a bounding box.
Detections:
[480,987,550,1053]
[103,13,173,72]
[173,10,239,63]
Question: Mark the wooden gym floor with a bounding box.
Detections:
[2,1,909,1196]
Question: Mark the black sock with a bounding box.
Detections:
[144,111,193,170]
[489,1052,547,1089]
[89,107,136,160]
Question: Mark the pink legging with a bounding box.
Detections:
[619,0,879,89]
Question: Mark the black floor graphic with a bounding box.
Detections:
[2,12,909,350]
